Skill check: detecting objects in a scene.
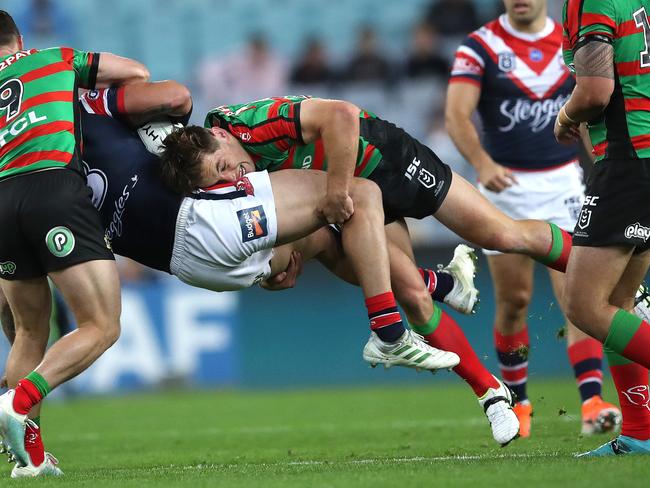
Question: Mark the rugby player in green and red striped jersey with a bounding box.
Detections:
[555,0,650,457]
[161,95,588,447]
[0,10,150,475]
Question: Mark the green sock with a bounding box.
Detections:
[25,371,51,398]
[410,305,442,336]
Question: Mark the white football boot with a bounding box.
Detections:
[478,377,520,446]
[363,329,460,372]
[634,282,650,321]
[0,390,29,467]
[11,452,63,478]
[439,244,480,315]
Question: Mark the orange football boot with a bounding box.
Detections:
[512,402,533,438]
[581,395,622,435]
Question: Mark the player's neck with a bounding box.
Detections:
[506,13,548,35]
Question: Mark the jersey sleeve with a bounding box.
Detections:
[79,87,125,118]
[205,96,306,151]
[60,47,100,89]
[563,0,616,69]
[449,36,485,87]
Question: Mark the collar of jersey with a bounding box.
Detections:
[499,14,554,43]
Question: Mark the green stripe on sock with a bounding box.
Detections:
[26,371,51,398]
[539,223,563,264]
[604,346,633,366]
[604,309,643,354]
[410,305,442,336]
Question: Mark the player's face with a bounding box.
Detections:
[503,0,545,24]
[198,128,256,188]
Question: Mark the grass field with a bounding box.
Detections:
[2,379,648,487]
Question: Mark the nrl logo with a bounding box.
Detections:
[0,261,16,275]
[497,52,516,72]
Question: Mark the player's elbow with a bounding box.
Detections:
[132,64,151,83]
[168,81,192,114]
[329,100,360,127]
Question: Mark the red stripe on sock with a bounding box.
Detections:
[365,292,397,315]
[622,322,650,369]
[494,327,529,353]
[551,229,572,273]
[502,368,528,383]
[610,362,650,440]
[25,423,44,466]
[370,312,402,330]
[568,337,603,365]
[425,311,498,396]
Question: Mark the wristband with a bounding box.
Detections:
[558,106,579,127]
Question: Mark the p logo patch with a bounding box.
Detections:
[46,226,75,257]
[237,206,268,242]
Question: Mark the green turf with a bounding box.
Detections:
[2,379,648,487]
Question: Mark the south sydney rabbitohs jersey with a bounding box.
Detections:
[79,101,183,273]
[450,15,578,170]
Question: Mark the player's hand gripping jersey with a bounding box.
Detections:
[563,0,650,162]
[205,96,452,220]
[450,15,577,170]
[0,47,99,180]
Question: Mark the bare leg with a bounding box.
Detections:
[435,172,554,256]
[1,260,122,390]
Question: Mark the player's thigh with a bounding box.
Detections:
[609,249,650,310]
[269,169,328,245]
[0,276,52,333]
[435,171,517,249]
[49,259,121,332]
[486,253,534,307]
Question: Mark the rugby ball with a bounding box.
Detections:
[137,120,182,155]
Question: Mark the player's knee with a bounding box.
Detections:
[496,289,531,323]
[563,293,591,331]
[394,284,432,324]
[98,319,121,351]
[350,178,382,209]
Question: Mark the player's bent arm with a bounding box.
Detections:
[300,98,360,223]
[563,41,615,123]
[95,52,150,88]
[445,82,494,172]
[122,81,193,125]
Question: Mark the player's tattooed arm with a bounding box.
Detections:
[573,40,615,79]
[558,40,615,133]
[122,81,193,127]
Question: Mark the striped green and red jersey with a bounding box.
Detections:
[0,47,99,180]
[563,0,650,161]
[204,96,383,178]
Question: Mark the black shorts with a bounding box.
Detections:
[363,117,452,221]
[573,158,650,252]
[0,168,114,280]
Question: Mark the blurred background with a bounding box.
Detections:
[0,0,579,401]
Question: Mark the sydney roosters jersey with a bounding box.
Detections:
[450,15,578,170]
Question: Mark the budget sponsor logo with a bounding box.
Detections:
[237,206,268,242]
[622,385,650,412]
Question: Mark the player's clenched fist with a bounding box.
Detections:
[319,192,354,224]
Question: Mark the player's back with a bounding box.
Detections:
[0,47,98,180]
[564,0,650,161]
[80,112,183,272]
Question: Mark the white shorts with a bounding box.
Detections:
[170,171,278,291]
[478,162,585,256]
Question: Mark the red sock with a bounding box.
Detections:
[608,362,650,440]
[567,337,603,402]
[494,327,529,403]
[365,292,404,342]
[12,379,44,415]
[538,223,571,272]
[423,311,499,396]
[24,422,45,466]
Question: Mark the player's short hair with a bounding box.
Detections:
[0,11,20,48]
[160,125,220,195]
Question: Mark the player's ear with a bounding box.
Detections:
[209,126,228,140]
